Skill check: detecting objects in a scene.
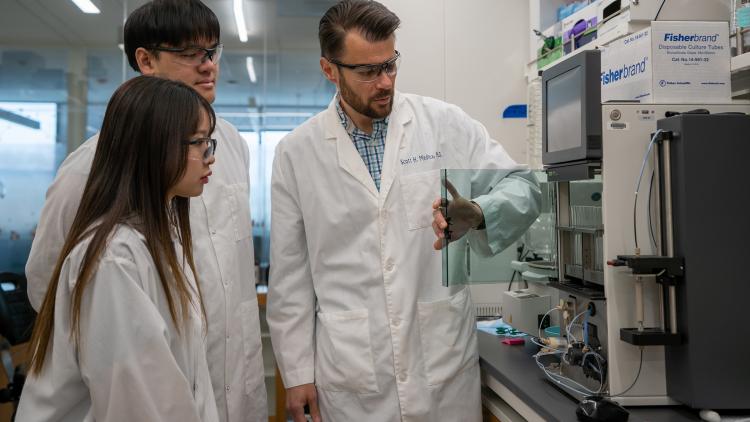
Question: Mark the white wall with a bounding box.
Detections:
[380,1,446,100]
[381,0,530,163]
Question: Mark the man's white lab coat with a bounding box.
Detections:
[268,92,541,422]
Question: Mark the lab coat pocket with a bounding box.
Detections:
[315,309,380,393]
[417,287,478,386]
[400,169,441,231]
[240,300,264,394]
[227,182,252,241]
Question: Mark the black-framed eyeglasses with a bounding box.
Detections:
[150,43,223,66]
[185,137,217,161]
[328,50,401,83]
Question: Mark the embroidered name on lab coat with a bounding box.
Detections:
[400,151,443,165]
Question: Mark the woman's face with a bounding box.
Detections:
[169,109,215,200]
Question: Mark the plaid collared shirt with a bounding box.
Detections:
[336,100,389,191]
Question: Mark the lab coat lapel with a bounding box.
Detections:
[323,100,379,199]
[380,92,413,203]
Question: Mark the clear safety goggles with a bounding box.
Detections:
[151,43,223,67]
[329,50,401,83]
[185,137,217,161]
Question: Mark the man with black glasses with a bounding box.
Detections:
[267,1,540,421]
[25,1,267,421]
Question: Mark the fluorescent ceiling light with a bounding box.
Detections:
[233,0,248,42]
[70,0,100,14]
[246,57,257,83]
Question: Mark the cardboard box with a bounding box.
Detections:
[600,21,730,103]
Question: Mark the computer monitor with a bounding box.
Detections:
[542,49,602,166]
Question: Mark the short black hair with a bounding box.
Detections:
[319,0,400,59]
[124,0,221,72]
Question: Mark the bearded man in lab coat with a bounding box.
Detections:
[267,1,541,421]
[24,1,267,421]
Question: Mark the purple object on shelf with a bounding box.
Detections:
[571,19,589,36]
[564,17,598,43]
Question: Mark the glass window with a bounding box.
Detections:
[241,130,289,280]
[0,1,336,283]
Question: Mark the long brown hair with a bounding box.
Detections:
[28,75,216,375]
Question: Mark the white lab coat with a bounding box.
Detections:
[25,119,267,422]
[17,225,219,422]
[268,92,541,422]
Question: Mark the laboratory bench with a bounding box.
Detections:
[477,330,703,422]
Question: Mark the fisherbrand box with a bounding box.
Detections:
[600,21,730,103]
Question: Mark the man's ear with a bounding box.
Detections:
[320,57,338,85]
[135,47,158,76]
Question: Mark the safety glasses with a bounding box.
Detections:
[150,44,223,66]
[185,137,217,161]
[328,50,401,83]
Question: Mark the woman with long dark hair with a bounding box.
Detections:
[17,75,220,421]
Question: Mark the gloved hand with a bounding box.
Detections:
[431,179,484,250]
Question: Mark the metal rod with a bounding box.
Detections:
[654,147,666,330]
[635,276,644,331]
[556,182,569,282]
[663,140,674,258]
[662,139,678,334]
[669,285,678,334]
[658,284,665,331]
[739,26,745,55]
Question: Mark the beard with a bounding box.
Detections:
[339,72,393,119]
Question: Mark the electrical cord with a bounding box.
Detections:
[634,130,663,250]
[654,0,667,21]
[582,352,607,394]
[647,168,658,251]
[535,353,602,397]
[535,341,609,397]
[532,308,610,397]
[608,347,644,397]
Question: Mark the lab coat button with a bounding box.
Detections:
[385,261,394,272]
[398,373,407,383]
[225,385,231,392]
[211,229,217,236]
[392,318,400,327]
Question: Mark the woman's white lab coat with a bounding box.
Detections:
[268,92,541,422]
[24,118,267,422]
[17,225,219,422]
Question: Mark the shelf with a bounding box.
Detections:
[526,8,639,79]
[556,225,604,235]
[548,280,605,300]
[731,52,750,73]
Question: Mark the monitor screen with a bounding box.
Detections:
[546,66,582,154]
